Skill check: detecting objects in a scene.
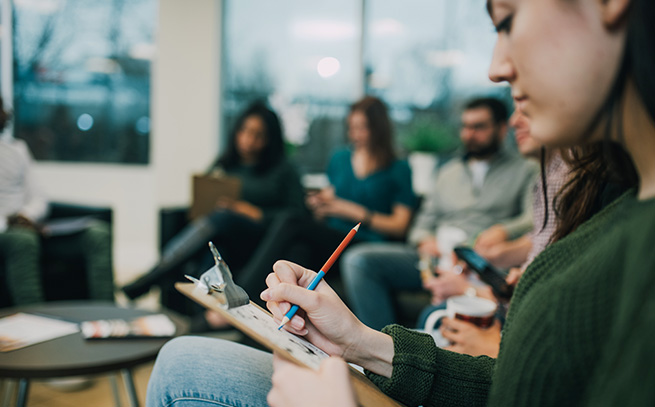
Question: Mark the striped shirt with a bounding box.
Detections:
[522,152,569,270]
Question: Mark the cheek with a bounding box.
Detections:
[513,9,620,147]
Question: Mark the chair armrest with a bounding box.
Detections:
[48,202,113,224]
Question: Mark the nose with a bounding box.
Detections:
[488,37,515,84]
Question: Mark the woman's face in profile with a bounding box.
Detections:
[347,110,371,149]
[236,115,268,164]
[487,0,628,148]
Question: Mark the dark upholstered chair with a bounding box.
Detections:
[0,202,113,308]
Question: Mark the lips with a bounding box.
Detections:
[515,132,530,146]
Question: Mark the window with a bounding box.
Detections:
[222,0,509,174]
[222,0,363,173]
[9,0,156,164]
[365,0,509,153]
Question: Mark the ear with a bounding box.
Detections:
[600,0,631,28]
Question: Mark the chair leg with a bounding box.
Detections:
[1,379,16,407]
[15,379,29,407]
[110,374,122,407]
[121,369,139,407]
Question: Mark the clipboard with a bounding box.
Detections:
[189,174,242,220]
[175,282,405,407]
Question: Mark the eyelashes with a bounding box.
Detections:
[494,14,513,33]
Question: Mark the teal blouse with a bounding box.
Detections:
[326,148,417,242]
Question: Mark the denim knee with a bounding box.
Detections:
[341,245,374,287]
[147,336,272,407]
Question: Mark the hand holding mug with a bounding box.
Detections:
[441,317,502,357]
[424,295,498,337]
[436,226,467,270]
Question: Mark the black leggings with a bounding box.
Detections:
[123,210,265,300]
[236,212,360,305]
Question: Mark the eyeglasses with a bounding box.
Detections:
[461,121,495,132]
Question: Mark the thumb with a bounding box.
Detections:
[321,357,350,377]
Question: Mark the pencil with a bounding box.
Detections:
[277,222,360,330]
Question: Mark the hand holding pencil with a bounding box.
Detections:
[277,223,360,330]
[260,223,367,357]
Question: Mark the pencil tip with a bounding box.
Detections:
[354,222,361,231]
[277,317,290,330]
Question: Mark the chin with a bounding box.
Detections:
[528,120,572,149]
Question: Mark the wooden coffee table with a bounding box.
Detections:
[0,301,188,407]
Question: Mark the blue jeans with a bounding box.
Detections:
[341,242,422,331]
[146,336,272,407]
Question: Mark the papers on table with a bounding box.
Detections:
[81,314,176,339]
[0,312,80,352]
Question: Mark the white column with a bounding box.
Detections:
[152,0,222,206]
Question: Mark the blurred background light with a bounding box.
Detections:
[317,57,340,78]
[77,113,94,131]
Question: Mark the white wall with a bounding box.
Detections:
[32,0,223,286]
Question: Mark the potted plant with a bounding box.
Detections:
[400,117,460,195]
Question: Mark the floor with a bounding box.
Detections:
[3,362,155,407]
[3,330,244,407]
[1,286,244,407]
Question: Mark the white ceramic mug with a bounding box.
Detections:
[424,295,497,335]
[436,225,467,270]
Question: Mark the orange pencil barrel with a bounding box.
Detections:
[320,222,360,273]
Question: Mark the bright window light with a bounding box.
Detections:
[317,57,340,78]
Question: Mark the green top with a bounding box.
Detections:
[367,190,655,407]
[222,160,307,226]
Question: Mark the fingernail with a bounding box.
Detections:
[291,316,303,330]
[260,289,270,300]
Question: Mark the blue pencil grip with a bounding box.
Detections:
[282,270,326,321]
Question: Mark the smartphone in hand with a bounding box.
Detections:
[454,246,514,300]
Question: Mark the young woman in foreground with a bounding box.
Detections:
[146,0,655,405]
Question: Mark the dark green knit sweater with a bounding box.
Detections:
[367,191,655,406]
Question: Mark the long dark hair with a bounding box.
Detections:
[550,0,653,241]
[551,143,637,242]
[349,96,396,169]
[211,101,285,174]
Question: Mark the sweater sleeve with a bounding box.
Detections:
[365,325,494,407]
[582,227,655,406]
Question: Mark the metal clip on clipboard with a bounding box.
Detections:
[185,242,250,309]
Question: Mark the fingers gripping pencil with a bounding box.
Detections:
[277,223,360,330]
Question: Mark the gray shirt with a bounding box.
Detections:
[408,148,538,246]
